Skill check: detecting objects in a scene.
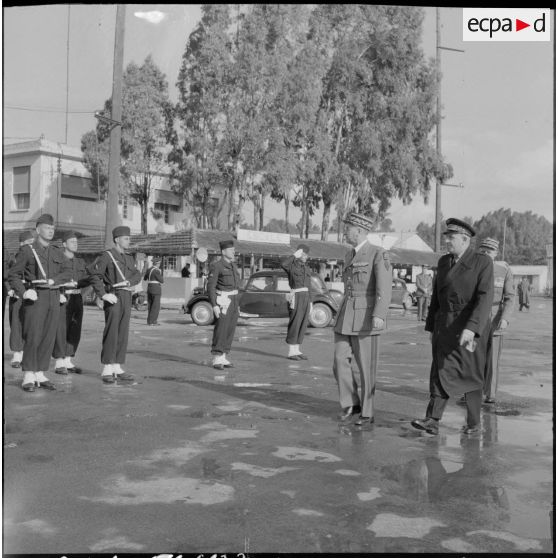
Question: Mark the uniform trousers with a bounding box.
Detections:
[53,294,83,358]
[211,297,239,355]
[417,296,430,320]
[483,332,504,399]
[147,287,161,325]
[286,291,310,344]
[101,290,132,364]
[21,289,60,372]
[9,296,24,352]
[333,333,379,419]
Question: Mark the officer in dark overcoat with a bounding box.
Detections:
[144,257,164,326]
[333,212,392,427]
[411,218,494,436]
[89,226,142,383]
[6,230,35,368]
[8,214,72,392]
[281,243,312,360]
[207,238,241,370]
[53,230,99,375]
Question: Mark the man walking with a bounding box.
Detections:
[518,277,531,311]
[281,244,312,360]
[89,226,142,384]
[6,230,35,368]
[333,212,392,427]
[415,265,433,321]
[208,238,241,370]
[53,231,98,375]
[478,237,514,404]
[8,214,71,392]
[411,218,494,436]
[144,257,164,326]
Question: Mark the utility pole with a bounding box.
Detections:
[64,5,70,144]
[502,216,507,261]
[104,4,126,249]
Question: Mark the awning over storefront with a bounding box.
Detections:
[389,248,443,267]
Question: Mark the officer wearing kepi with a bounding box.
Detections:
[6,230,35,368]
[53,230,99,375]
[333,212,392,427]
[281,243,312,360]
[8,214,72,392]
[208,238,241,370]
[89,226,142,383]
[144,256,164,326]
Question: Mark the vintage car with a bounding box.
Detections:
[391,277,416,309]
[184,269,341,328]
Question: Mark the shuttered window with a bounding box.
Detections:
[13,166,30,209]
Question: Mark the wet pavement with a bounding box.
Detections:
[3,298,554,554]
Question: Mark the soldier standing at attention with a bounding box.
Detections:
[411,218,493,436]
[281,244,312,360]
[90,226,142,384]
[8,214,72,392]
[208,238,240,370]
[477,237,514,405]
[415,265,433,321]
[144,257,164,326]
[6,230,35,368]
[53,231,99,375]
[333,212,392,427]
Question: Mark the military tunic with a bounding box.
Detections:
[8,240,72,372]
[90,248,142,365]
[280,255,312,345]
[144,265,164,325]
[207,258,241,354]
[332,241,392,419]
[6,253,24,353]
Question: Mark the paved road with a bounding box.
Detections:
[3,298,554,554]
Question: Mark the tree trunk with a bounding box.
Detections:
[141,201,148,234]
[284,195,290,233]
[258,193,264,231]
[300,184,306,239]
[321,199,331,240]
[253,199,259,231]
[337,209,343,243]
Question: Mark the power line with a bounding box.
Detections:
[4,105,96,114]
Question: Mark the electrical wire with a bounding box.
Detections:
[4,105,96,114]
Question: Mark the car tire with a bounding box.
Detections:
[191,301,215,326]
[309,302,333,328]
[402,294,413,310]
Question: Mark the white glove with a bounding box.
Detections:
[66,280,78,288]
[498,319,509,330]
[294,249,303,258]
[372,317,385,329]
[102,293,118,305]
[23,289,37,301]
[213,305,221,319]
[47,279,55,286]
[60,294,67,304]
[7,289,15,297]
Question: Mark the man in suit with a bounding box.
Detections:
[411,218,494,436]
[281,244,312,360]
[89,226,142,384]
[208,238,241,370]
[333,212,392,427]
[415,265,433,321]
[518,277,531,311]
[144,257,164,326]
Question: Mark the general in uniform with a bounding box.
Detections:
[144,257,164,326]
[411,218,494,436]
[8,214,72,392]
[415,266,433,321]
[477,237,514,404]
[6,230,35,368]
[333,212,392,427]
[89,226,142,383]
[281,243,312,360]
[208,239,240,370]
[53,230,100,375]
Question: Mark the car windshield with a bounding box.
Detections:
[246,276,275,291]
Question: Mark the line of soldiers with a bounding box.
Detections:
[5,215,144,391]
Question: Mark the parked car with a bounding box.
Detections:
[391,277,416,309]
[184,269,340,328]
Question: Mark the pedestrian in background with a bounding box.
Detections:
[208,238,240,370]
[6,230,35,368]
[8,214,72,392]
[281,244,312,360]
[333,212,392,427]
[415,265,433,321]
[518,277,531,311]
[411,218,493,436]
[89,226,142,384]
[145,256,164,326]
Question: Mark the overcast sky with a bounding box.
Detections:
[3,5,555,231]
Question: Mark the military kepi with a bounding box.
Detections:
[19,230,34,243]
[112,226,131,239]
[36,213,54,226]
[344,212,375,232]
[296,244,310,254]
[479,237,499,251]
[219,239,235,250]
[443,218,476,237]
[62,230,78,242]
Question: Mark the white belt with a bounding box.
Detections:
[65,289,81,295]
[115,287,133,292]
[291,287,308,293]
[217,290,238,296]
[147,281,161,284]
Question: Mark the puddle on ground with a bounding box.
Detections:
[5,518,58,535]
[131,442,207,467]
[466,530,542,551]
[231,462,298,478]
[90,536,144,552]
[273,446,342,462]
[334,469,361,476]
[368,513,446,538]
[357,488,381,501]
[293,509,324,517]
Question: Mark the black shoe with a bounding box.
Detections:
[213,363,225,370]
[354,416,374,426]
[456,396,467,406]
[22,382,35,392]
[55,367,68,375]
[102,375,115,384]
[11,361,21,369]
[116,372,135,382]
[67,366,82,374]
[38,380,57,391]
[411,417,439,435]
[461,424,480,435]
[483,397,495,404]
[338,405,361,422]
[297,354,308,360]
[223,363,234,368]
[287,355,301,361]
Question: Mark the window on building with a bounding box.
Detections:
[60,174,97,201]
[13,166,30,210]
[118,195,129,219]
[154,202,171,224]
[162,255,177,272]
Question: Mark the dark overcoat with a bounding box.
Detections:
[425,247,494,396]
